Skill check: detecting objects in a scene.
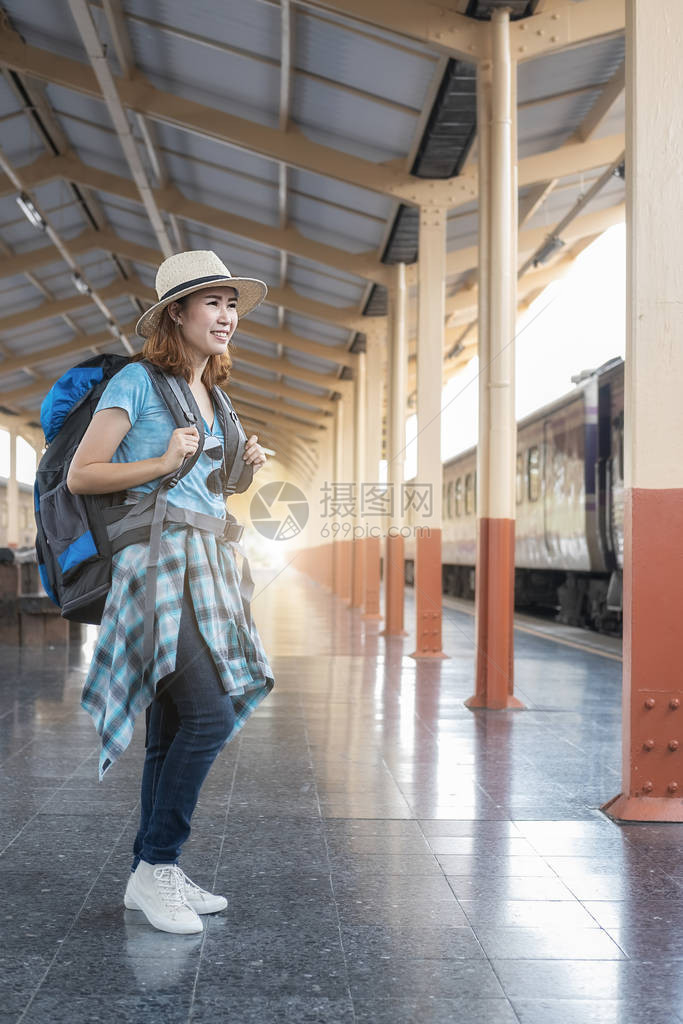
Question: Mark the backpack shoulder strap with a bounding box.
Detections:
[132,361,210,686]
[213,386,253,493]
[138,360,206,487]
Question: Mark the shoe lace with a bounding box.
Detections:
[179,869,204,897]
[153,864,190,913]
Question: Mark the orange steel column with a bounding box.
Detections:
[383,263,408,637]
[410,209,447,660]
[351,347,366,608]
[363,329,383,621]
[602,1,683,823]
[466,10,523,710]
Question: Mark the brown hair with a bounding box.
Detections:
[129,296,233,388]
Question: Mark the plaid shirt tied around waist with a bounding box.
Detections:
[81,522,275,781]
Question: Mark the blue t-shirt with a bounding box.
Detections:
[94,362,228,519]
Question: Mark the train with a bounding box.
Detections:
[403,357,625,634]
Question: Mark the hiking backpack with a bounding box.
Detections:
[34,353,254,637]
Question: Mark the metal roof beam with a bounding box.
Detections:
[0,279,135,333]
[66,0,174,258]
[0,137,622,280]
[237,321,357,370]
[519,61,624,225]
[0,27,473,208]
[229,368,333,413]
[0,252,372,335]
[0,147,135,354]
[0,348,341,423]
[302,0,623,61]
[231,352,351,395]
[89,2,424,118]
[2,152,389,286]
[230,399,322,442]
[229,383,329,428]
[0,235,356,368]
[295,1,486,60]
[100,0,186,251]
[407,199,625,284]
[0,309,352,397]
[511,0,625,62]
[446,245,600,328]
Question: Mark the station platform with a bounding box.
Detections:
[2,566,683,1024]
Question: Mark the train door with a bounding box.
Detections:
[544,395,593,571]
[608,407,625,568]
[582,376,604,573]
[542,419,558,561]
[597,378,616,570]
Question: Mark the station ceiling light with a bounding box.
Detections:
[16,191,46,231]
[533,235,566,267]
[71,272,92,296]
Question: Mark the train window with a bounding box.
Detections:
[455,477,463,516]
[516,453,524,504]
[527,446,541,501]
[447,480,453,519]
[465,473,474,515]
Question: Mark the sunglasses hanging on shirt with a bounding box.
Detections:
[202,433,228,495]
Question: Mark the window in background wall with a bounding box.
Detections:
[0,429,9,478]
[0,430,38,485]
[16,436,37,485]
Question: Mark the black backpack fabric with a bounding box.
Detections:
[34,353,253,625]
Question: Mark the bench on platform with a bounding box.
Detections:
[0,549,85,647]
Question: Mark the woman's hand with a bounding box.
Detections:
[161,426,199,474]
[244,434,267,473]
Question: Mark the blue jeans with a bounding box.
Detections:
[131,568,236,871]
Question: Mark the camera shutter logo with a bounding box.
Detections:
[250,481,309,540]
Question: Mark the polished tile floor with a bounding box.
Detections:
[1,566,683,1023]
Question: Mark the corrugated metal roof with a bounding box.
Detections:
[0,0,626,447]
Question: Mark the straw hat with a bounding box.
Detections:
[135,250,268,338]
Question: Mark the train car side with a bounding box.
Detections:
[403,359,624,633]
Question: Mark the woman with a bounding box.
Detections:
[68,251,276,936]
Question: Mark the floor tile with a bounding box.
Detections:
[473,925,627,960]
[3,569,680,1022]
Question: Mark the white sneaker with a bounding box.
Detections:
[125,866,228,915]
[178,869,228,915]
[124,861,203,934]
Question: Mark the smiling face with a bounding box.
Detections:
[168,285,239,368]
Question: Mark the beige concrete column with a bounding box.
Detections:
[350,349,366,608]
[341,384,356,603]
[466,9,523,711]
[363,330,383,620]
[603,0,683,822]
[6,426,19,549]
[410,208,447,659]
[332,396,345,596]
[316,423,335,590]
[383,262,409,636]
